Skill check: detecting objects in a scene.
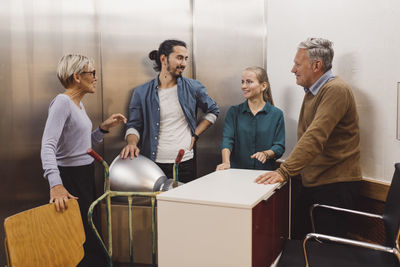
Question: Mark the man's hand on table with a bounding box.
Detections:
[254,171,284,184]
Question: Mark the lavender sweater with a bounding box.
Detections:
[41,94,104,188]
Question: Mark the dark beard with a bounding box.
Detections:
[167,66,184,78]
[166,59,184,78]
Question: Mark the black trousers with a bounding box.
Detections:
[156,158,196,183]
[59,163,107,267]
[292,180,360,240]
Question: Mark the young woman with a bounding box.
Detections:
[216,66,285,171]
[41,54,126,266]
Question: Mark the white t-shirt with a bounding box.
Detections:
[155,85,194,163]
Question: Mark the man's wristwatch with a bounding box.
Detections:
[192,133,199,142]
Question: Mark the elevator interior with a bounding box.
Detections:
[0,0,267,265]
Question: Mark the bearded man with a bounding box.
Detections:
[120,39,219,183]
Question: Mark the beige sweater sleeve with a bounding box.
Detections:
[277,83,351,180]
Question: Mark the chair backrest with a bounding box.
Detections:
[4,199,85,267]
[383,163,400,247]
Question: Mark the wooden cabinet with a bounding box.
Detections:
[252,183,289,266]
[157,169,289,267]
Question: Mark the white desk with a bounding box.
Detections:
[157,169,289,267]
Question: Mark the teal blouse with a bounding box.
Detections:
[221,100,285,170]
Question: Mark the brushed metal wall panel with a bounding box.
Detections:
[0,0,102,199]
[193,0,267,176]
[0,0,101,265]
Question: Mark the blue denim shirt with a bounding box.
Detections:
[126,75,220,161]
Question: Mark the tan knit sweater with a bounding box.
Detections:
[277,77,362,187]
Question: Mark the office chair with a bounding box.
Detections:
[4,199,85,267]
[278,163,400,267]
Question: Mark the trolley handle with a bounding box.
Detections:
[87,148,103,162]
[175,149,185,164]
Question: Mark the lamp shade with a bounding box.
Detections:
[109,155,168,193]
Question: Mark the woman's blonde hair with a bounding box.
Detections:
[56,54,93,89]
[245,66,274,105]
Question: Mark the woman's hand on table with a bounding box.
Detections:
[216,162,230,171]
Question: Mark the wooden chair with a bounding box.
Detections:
[4,199,85,267]
[277,163,400,267]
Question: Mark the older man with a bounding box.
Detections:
[256,38,361,239]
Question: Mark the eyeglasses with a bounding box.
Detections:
[81,70,96,78]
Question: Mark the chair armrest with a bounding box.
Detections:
[310,204,383,232]
[302,233,400,267]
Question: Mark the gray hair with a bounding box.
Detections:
[298,38,334,72]
[56,54,93,88]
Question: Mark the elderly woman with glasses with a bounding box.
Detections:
[216,66,285,171]
[41,54,126,266]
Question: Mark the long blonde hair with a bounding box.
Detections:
[245,66,274,106]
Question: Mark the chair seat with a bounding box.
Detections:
[278,239,399,267]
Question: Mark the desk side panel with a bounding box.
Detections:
[158,201,252,267]
[252,182,289,267]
